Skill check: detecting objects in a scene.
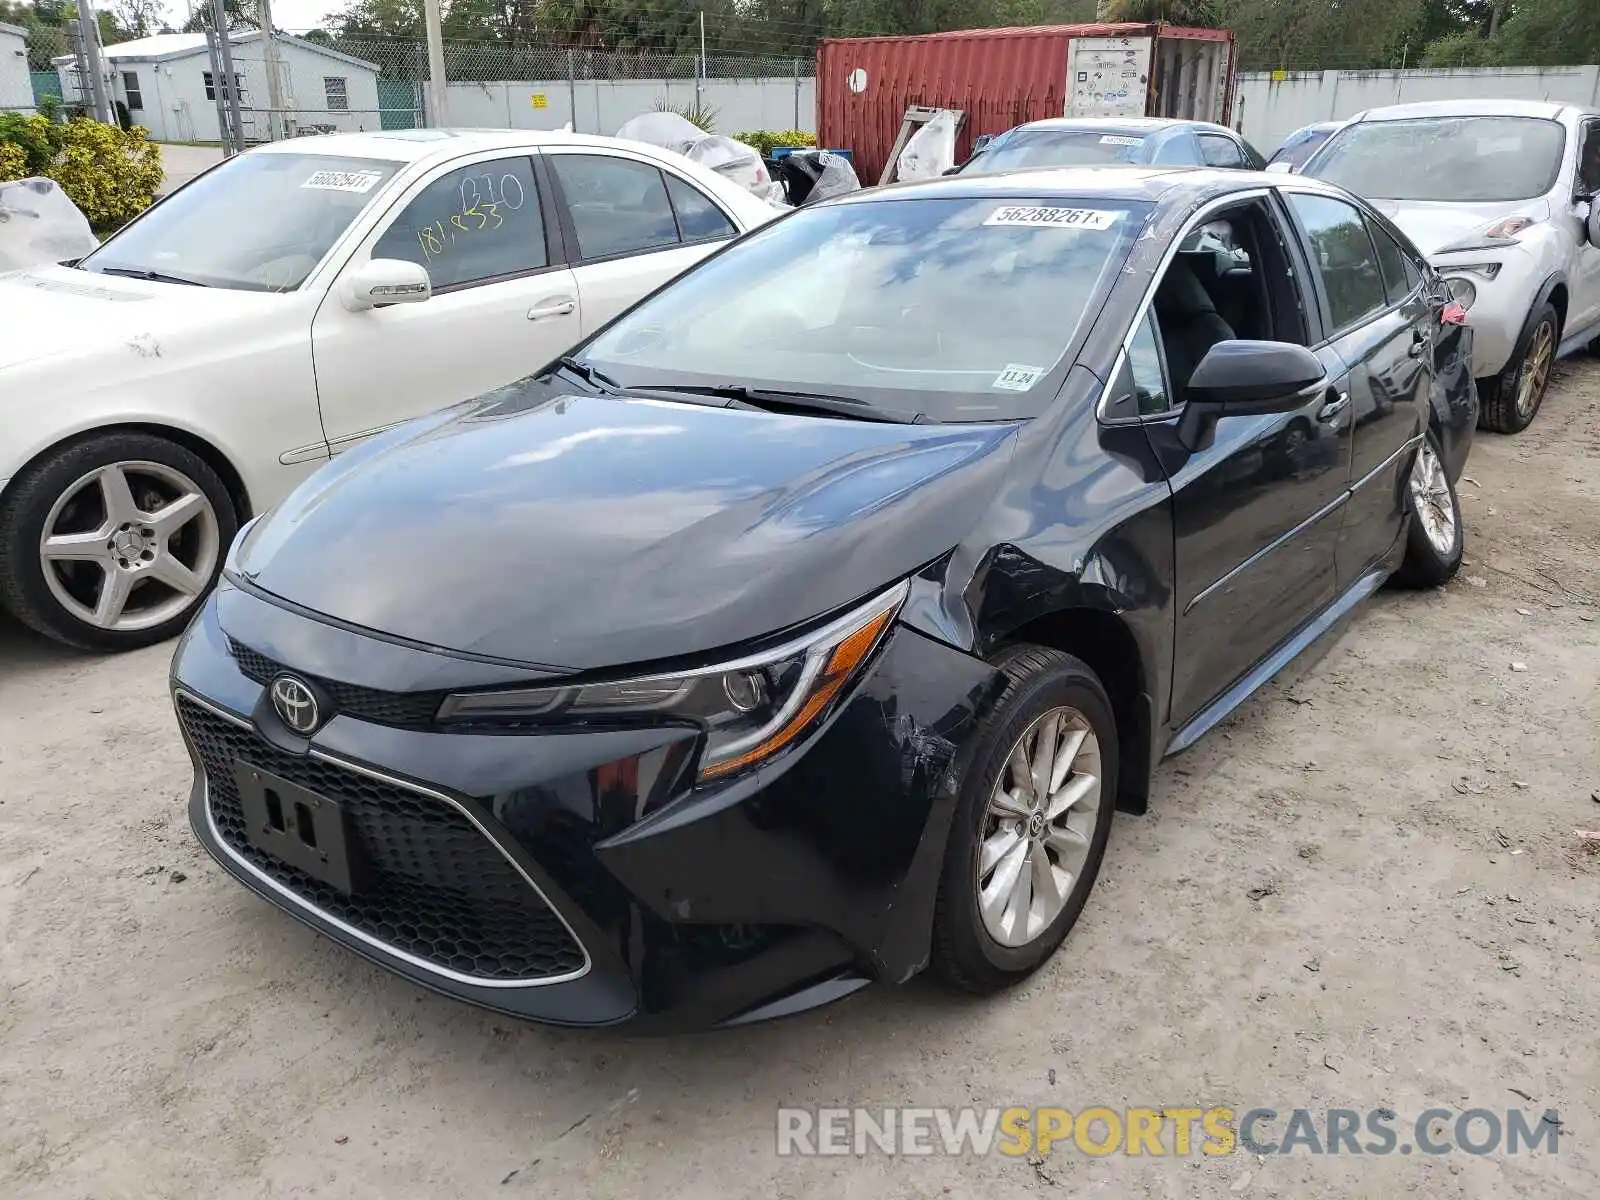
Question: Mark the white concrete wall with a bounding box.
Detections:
[0,27,32,113]
[443,76,816,137]
[1236,65,1600,154]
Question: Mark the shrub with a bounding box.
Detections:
[48,119,164,230]
[651,97,718,133]
[0,141,25,182]
[0,112,66,176]
[733,129,818,156]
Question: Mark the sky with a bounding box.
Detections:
[158,0,338,34]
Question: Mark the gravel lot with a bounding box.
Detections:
[3,362,1598,1199]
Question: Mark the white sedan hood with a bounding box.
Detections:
[0,266,274,373]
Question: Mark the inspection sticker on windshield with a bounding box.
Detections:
[1099,135,1144,146]
[301,169,385,193]
[992,364,1045,392]
[983,206,1121,230]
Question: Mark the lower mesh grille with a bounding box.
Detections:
[177,694,587,983]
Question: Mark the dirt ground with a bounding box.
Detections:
[2,362,1598,1200]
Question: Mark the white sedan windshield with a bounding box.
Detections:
[80,152,403,291]
[1309,117,1566,203]
[584,196,1147,421]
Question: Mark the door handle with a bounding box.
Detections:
[527,299,576,321]
[1318,391,1350,421]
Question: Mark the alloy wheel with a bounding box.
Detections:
[1409,440,1456,557]
[1516,319,1554,419]
[975,706,1102,948]
[37,460,220,633]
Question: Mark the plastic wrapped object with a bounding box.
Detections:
[616,112,789,205]
[772,150,861,206]
[896,110,959,182]
[0,177,99,271]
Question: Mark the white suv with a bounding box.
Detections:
[1302,99,1600,432]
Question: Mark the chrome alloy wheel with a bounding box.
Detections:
[1409,440,1456,557]
[1516,318,1554,418]
[38,461,220,632]
[975,707,1102,948]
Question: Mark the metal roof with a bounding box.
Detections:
[50,31,378,72]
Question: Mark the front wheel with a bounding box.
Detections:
[931,646,1118,994]
[1478,302,1557,434]
[0,432,236,651]
[1392,432,1464,589]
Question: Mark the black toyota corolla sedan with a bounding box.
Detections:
[171,167,1477,1031]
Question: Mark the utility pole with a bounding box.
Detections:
[204,28,234,153]
[210,0,245,150]
[696,11,706,114]
[423,0,448,126]
[74,0,115,125]
[259,0,287,140]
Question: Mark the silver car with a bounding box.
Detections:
[1301,99,1600,432]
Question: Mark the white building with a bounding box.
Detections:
[1,21,33,113]
[53,32,381,143]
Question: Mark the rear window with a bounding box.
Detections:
[1307,116,1566,202]
[965,130,1148,174]
[583,196,1150,421]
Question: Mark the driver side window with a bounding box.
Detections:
[1579,120,1600,197]
[1127,312,1172,415]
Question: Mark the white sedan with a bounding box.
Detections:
[0,128,778,650]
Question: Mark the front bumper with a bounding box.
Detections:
[172,581,998,1031]
[1433,260,1539,379]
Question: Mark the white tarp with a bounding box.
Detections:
[895,109,959,182]
[0,178,98,271]
[615,112,789,206]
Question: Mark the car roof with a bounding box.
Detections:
[1349,99,1590,123]
[840,164,1327,207]
[1010,116,1235,137]
[248,128,677,165]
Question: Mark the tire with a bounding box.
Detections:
[1478,301,1558,434]
[931,645,1118,994]
[0,432,236,651]
[1391,431,1464,589]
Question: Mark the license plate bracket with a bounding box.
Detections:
[233,760,361,894]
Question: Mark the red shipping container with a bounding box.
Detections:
[817,23,1237,184]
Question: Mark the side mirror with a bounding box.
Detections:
[1264,160,1292,175]
[1177,340,1325,450]
[342,257,431,312]
[1588,201,1600,248]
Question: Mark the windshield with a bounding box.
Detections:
[80,152,403,291]
[582,196,1149,421]
[964,130,1148,174]
[1308,117,1566,202]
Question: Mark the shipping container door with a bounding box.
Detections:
[1064,37,1154,119]
[1152,36,1231,122]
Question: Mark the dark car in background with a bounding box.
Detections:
[172,167,1476,1032]
[957,117,1266,174]
[1267,121,1342,172]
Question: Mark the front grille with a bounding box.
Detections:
[177,694,587,983]
[228,638,447,727]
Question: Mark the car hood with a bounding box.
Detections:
[0,265,275,373]
[236,381,1021,671]
[1368,198,1550,257]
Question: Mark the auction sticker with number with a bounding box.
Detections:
[302,170,385,194]
[992,364,1045,392]
[1099,135,1144,146]
[983,206,1121,231]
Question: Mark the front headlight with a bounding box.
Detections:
[438,581,909,781]
[1444,276,1477,310]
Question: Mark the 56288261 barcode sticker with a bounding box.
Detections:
[982,206,1121,231]
[302,170,385,194]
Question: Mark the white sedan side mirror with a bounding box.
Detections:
[343,258,431,312]
[1264,161,1292,175]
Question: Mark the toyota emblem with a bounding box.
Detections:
[270,675,321,734]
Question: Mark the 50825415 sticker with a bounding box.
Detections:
[302,170,385,194]
[983,206,1122,231]
[1099,135,1144,146]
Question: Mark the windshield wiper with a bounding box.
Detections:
[91,266,209,287]
[554,355,624,394]
[626,382,918,423]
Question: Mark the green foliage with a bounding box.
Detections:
[652,96,718,132]
[733,129,819,156]
[0,117,163,230]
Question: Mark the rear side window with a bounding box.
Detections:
[1198,134,1245,168]
[1288,193,1387,333]
[550,154,679,260]
[1152,134,1199,165]
[664,174,736,241]
[371,156,546,291]
[1367,218,1421,304]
